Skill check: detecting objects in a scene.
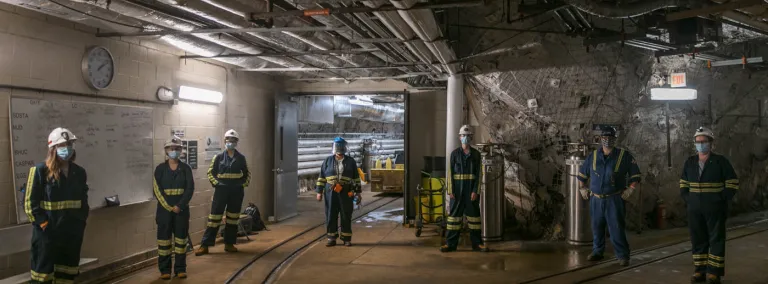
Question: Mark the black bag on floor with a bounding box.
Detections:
[244,203,268,232]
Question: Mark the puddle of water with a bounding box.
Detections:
[365,207,405,223]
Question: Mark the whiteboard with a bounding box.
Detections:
[10,97,154,223]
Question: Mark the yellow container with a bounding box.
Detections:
[415,177,445,223]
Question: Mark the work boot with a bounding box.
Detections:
[587,253,604,261]
[344,241,352,247]
[225,244,238,252]
[176,272,187,279]
[160,274,171,280]
[472,244,490,252]
[618,258,630,267]
[194,246,208,256]
[440,245,456,253]
[326,239,337,247]
[690,272,705,283]
[706,274,721,284]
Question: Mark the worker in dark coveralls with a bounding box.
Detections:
[153,136,195,279]
[441,124,489,253]
[577,125,641,267]
[315,137,362,247]
[196,129,251,255]
[26,127,89,284]
[680,127,738,284]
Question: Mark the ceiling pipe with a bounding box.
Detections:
[563,0,706,18]
[361,0,443,74]
[315,3,413,74]
[168,0,392,78]
[7,0,286,71]
[248,0,483,19]
[343,3,426,73]
[179,48,378,59]
[142,0,362,78]
[268,0,402,71]
[390,0,461,74]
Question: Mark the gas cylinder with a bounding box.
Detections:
[657,200,667,229]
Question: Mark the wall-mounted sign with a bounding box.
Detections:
[204,136,222,162]
[171,128,185,138]
[670,73,686,88]
[181,140,198,169]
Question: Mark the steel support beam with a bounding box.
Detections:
[710,57,763,67]
[450,24,571,34]
[249,0,484,19]
[721,11,768,34]
[666,0,765,21]
[179,48,378,59]
[653,46,715,57]
[96,26,346,37]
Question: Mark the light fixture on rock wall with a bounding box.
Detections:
[650,88,697,100]
[178,85,223,104]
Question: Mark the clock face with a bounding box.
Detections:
[83,46,115,90]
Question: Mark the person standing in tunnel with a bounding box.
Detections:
[26,127,89,284]
[153,136,195,279]
[315,137,362,247]
[441,125,489,253]
[196,129,250,255]
[680,127,737,284]
[577,125,641,267]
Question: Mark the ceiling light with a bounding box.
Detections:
[650,88,697,100]
[178,85,223,104]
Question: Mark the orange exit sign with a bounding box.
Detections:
[670,73,686,87]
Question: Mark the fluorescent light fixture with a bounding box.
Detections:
[178,85,223,104]
[650,88,697,100]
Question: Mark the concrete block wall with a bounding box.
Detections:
[0,3,279,278]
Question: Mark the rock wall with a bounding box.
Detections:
[468,35,768,239]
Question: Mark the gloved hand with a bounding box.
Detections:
[40,221,49,231]
[622,186,635,200]
[316,193,323,202]
[579,189,590,200]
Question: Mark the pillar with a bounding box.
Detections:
[446,74,463,178]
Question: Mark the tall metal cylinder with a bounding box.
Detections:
[566,143,591,246]
[480,144,504,242]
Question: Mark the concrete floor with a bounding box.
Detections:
[109,191,768,284]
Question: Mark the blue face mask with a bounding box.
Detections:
[695,142,711,153]
[225,142,236,150]
[460,136,469,145]
[168,150,180,159]
[56,146,72,160]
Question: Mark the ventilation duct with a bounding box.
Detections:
[564,0,705,18]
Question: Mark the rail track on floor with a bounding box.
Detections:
[520,218,768,284]
[224,196,402,284]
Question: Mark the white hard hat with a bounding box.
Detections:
[694,126,715,140]
[47,127,77,148]
[164,136,183,148]
[459,125,473,135]
[224,129,240,140]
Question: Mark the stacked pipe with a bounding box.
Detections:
[297,138,404,176]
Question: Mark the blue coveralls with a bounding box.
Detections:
[153,161,195,275]
[679,153,738,277]
[25,162,90,284]
[315,155,361,242]
[201,150,251,246]
[446,147,483,248]
[577,147,641,260]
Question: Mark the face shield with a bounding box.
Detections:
[332,141,347,155]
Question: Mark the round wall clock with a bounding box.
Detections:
[81,46,116,90]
